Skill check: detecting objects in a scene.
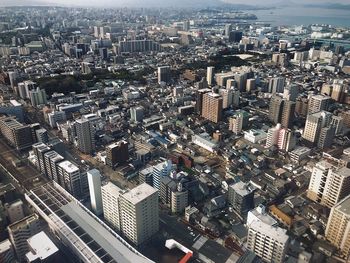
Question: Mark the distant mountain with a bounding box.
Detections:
[303,3,350,10]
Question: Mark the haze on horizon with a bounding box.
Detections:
[1,0,350,8]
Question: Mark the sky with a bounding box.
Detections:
[1,0,350,7]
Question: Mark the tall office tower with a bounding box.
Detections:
[333,83,346,102]
[8,214,41,262]
[229,31,243,43]
[29,88,47,107]
[228,181,254,217]
[277,129,296,152]
[87,169,103,216]
[101,182,123,230]
[75,118,95,154]
[195,88,210,114]
[229,112,244,135]
[281,100,296,129]
[307,160,350,208]
[99,48,108,60]
[340,110,350,128]
[269,95,284,124]
[0,239,15,262]
[44,150,64,183]
[57,160,81,198]
[234,73,247,92]
[202,92,223,123]
[266,124,282,148]
[119,183,159,245]
[206,66,214,86]
[8,71,17,90]
[295,96,309,117]
[94,26,100,38]
[32,143,51,175]
[226,79,237,90]
[325,195,350,258]
[23,81,36,99]
[331,115,344,135]
[246,78,256,92]
[268,77,285,93]
[157,66,171,84]
[308,94,330,115]
[130,106,144,122]
[152,160,173,191]
[35,128,49,143]
[302,111,332,146]
[283,85,299,101]
[321,84,332,96]
[106,140,129,168]
[219,88,233,109]
[272,53,288,67]
[232,89,240,107]
[318,125,335,149]
[246,220,289,263]
[224,24,232,36]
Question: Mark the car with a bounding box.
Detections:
[187,226,193,231]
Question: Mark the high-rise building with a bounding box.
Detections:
[318,125,336,149]
[281,100,295,129]
[224,24,232,37]
[307,160,350,208]
[119,183,159,245]
[29,88,47,107]
[101,182,123,230]
[266,124,282,148]
[152,160,173,191]
[229,112,244,135]
[228,182,254,217]
[325,195,350,258]
[195,88,211,114]
[5,200,24,224]
[57,160,81,198]
[219,88,233,109]
[32,142,51,175]
[295,97,309,117]
[268,77,285,93]
[226,79,237,90]
[25,231,59,262]
[47,111,66,128]
[234,73,248,92]
[44,150,64,183]
[117,39,161,54]
[308,94,330,115]
[277,128,296,152]
[246,220,289,263]
[8,214,41,262]
[246,78,256,92]
[0,239,15,263]
[74,117,95,154]
[106,140,129,168]
[283,85,299,101]
[183,20,190,31]
[130,106,144,122]
[302,111,332,146]
[269,95,284,124]
[331,115,344,135]
[206,66,214,86]
[157,66,171,84]
[229,31,243,43]
[202,92,223,123]
[87,169,103,216]
[331,82,345,102]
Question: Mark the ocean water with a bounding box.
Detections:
[253,6,350,27]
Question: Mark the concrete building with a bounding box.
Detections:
[57,160,81,198]
[269,95,284,124]
[247,220,289,263]
[0,116,33,150]
[8,214,41,262]
[106,140,129,168]
[308,95,330,115]
[307,160,350,208]
[195,88,211,114]
[44,150,64,183]
[0,239,15,263]
[74,117,95,154]
[229,112,244,135]
[0,99,24,122]
[228,182,254,217]
[152,160,173,191]
[268,77,285,93]
[102,182,123,230]
[201,92,223,123]
[117,39,160,54]
[25,231,59,262]
[47,111,66,128]
[192,133,218,153]
[277,129,296,152]
[130,106,144,122]
[29,88,47,107]
[5,199,24,224]
[206,66,214,86]
[281,100,295,129]
[119,183,159,245]
[158,66,171,84]
[266,124,282,148]
[87,169,103,216]
[302,111,333,146]
[325,195,350,258]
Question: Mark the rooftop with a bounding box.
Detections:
[26,231,59,261]
[122,183,158,205]
[58,160,79,173]
[249,220,289,244]
[336,195,350,215]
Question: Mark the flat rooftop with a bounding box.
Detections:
[26,231,59,261]
[122,183,158,205]
[336,195,350,215]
